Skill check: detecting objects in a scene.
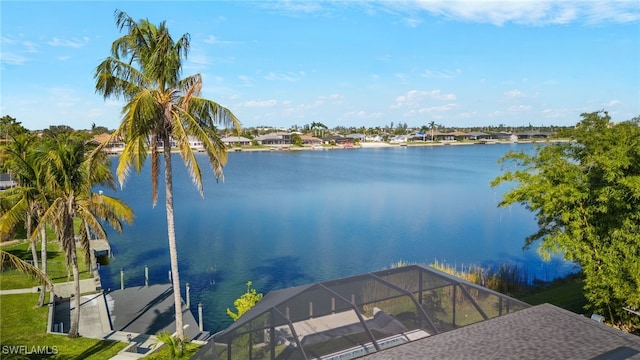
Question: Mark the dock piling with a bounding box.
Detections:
[198,303,203,332]
[186,283,190,309]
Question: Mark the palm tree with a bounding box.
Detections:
[37,134,133,338]
[0,133,52,306]
[94,10,240,340]
[429,121,437,142]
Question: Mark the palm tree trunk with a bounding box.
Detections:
[164,139,184,340]
[64,195,80,338]
[28,215,39,270]
[85,223,99,279]
[37,227,48,307]
[68,249,80,338]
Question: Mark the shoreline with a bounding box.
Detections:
[103,139,564,155]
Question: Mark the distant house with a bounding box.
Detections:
[389,135,410,143]
[516,130,553,140]
[221,136,252,147]
[467,131,492,140]
[411,131,429,141]
[92,133,125,153]
[188,136,205,150]
[365,134,384,142]
[254,132,291,145]
[448,131,471,141]
[433,131,455,141]
[299,134,322,145]
[323,135,349,144]
[495,132,514,140]
[345,133,366,141]
[0,173,16,190]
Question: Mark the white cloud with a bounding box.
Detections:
[48,37,88,48]
[0,52,28,65]
[421,68,461,79]
[23,41,37,53]
[238,99,278,108]
[266,1,639,26]
[409,1,638,26]
[202,35,241,46]
[605,99,622,107]
[391,89,457,109]
[238,75,254,86]
[264,71,304,82]
[417,103,457,114]
[504,89,525,99]
[318,94,344,104]
[402,17,421,28]
[508,105,533,112]
[343,110,384,119]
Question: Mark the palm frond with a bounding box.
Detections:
[0,249,52,288]
[171,110,204,195]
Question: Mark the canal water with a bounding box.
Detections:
[97,143,576,332]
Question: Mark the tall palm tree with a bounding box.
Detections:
[38,134,134,338]
[94,10,240,339]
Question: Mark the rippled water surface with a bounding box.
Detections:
[97,143,574,332]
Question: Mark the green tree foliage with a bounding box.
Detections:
[290,133,303,146]
[0,115,29,137]
[227,281,263,321]
[491,111,640,331]
[41,125,75,138]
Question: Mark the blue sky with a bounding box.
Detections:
[1,1,639,131]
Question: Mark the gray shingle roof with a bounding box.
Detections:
[363,303,640,360]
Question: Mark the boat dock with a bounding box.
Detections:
[89,238,111,257]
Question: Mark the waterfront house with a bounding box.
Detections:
[466,131,492,140]
[221,136,253,147]
[193,264,640,360]
[516,130,554,140]
[188,135,205,151]
[92,133,125,153]
[299,134,323,145]
[255,132,292,145]
[346,133,366,142]
[322,135,349,145]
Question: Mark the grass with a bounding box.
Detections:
[1,240,92,290]
[517,273,588,314]
[0,293,127,359]
[1,237,126,359]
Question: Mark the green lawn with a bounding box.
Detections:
[517,273,588,314]
[1,240,92,290]
[0,293,127,359]
[1,240,126,359]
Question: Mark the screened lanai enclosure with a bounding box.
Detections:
[193,265,530,360]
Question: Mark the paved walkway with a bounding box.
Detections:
[1,280,198,359]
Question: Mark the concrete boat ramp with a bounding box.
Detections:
[48,281,206,359]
